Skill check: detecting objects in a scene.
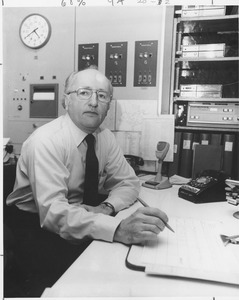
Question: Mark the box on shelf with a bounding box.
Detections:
[181,6,226,18]
[181,43,225,59]
[182,5,226,11]
[180,84,222,92]
[187,102,239,128]
[180,91,222,98]
[182,51,225,59]
[182,44,225,52]
[180,84,222,98]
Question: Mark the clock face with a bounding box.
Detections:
[19,14,51,49]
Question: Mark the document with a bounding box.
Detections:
[126,217,239,285]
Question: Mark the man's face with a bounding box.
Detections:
[66,69,111,133]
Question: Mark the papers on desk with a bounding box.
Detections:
[126,217,239,285]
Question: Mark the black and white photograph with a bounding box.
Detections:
[1,0,239,298]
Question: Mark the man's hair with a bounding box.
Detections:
[62,66,113,108]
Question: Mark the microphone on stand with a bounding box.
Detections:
[142,141,172,190]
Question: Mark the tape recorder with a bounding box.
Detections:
[175,102,239,129]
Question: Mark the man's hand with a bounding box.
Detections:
[113,207,168,245]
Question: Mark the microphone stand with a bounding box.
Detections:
[143,142,172,190]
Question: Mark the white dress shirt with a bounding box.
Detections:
[7,113,140,242]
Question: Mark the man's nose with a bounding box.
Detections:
[88,91,98,106]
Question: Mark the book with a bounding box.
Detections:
[210,133,222,146]
[179,132,193,178]
[192,144,223,179]
[192,132,200,150]
[200,133,210,145]
[236,135,239,180]
[168,131,182,177]
[222,134,235,177]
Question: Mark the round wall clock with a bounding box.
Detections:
[19,14,51,49]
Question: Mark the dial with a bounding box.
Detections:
[19,14,51,49]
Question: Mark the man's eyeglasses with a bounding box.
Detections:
[67,87,111,104]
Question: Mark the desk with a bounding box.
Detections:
[42,184,239,298]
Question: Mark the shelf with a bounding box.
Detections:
[172,8,239,135]
[179,14,239,22]
[176,57,239,62]
[172,7,239,180]
[175,126,239,133]
[177,14,238,37]
[173,98,239,102]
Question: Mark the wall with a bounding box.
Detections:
[3,7,75,153]
[75,6,163,100]
[3,6,175,168]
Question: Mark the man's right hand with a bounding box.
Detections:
[113,207,168,245]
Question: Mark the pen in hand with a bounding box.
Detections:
[137,197,175,233]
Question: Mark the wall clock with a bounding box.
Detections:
[19,14,51,49]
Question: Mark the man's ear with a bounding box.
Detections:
[64,94,70,111]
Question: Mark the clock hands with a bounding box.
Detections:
[24,27,40,39]
[33,28,40,38]
[20,14,51,49]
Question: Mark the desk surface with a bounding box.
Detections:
[42,184,239,298]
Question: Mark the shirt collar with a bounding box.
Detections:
[64,113,100,147]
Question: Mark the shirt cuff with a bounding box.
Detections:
[91,214,122,242]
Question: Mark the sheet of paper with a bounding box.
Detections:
[116,100,158,131]
[140,115,174,161]
[113,131,141,156]
[127,217,239,285]
[144,218,239,284]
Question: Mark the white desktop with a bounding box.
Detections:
[42,177,239,298]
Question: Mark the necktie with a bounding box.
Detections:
[83,134,99,206]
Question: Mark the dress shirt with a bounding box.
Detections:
[7,113,140,242]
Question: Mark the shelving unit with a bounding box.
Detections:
[169,5,239,179]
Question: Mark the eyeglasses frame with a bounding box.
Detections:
[66,87,112,104]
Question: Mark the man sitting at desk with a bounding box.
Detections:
[6,68,168,292]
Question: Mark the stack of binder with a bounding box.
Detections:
[169,131,236,179]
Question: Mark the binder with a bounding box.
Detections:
[168,131,182,176]
[222,134,235,177]
[210,133,222,146]
[200,133,210,145]
[236,135,239,180]
[179,132,193,178]
[192,144,223,179]
[192,133,200,150]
